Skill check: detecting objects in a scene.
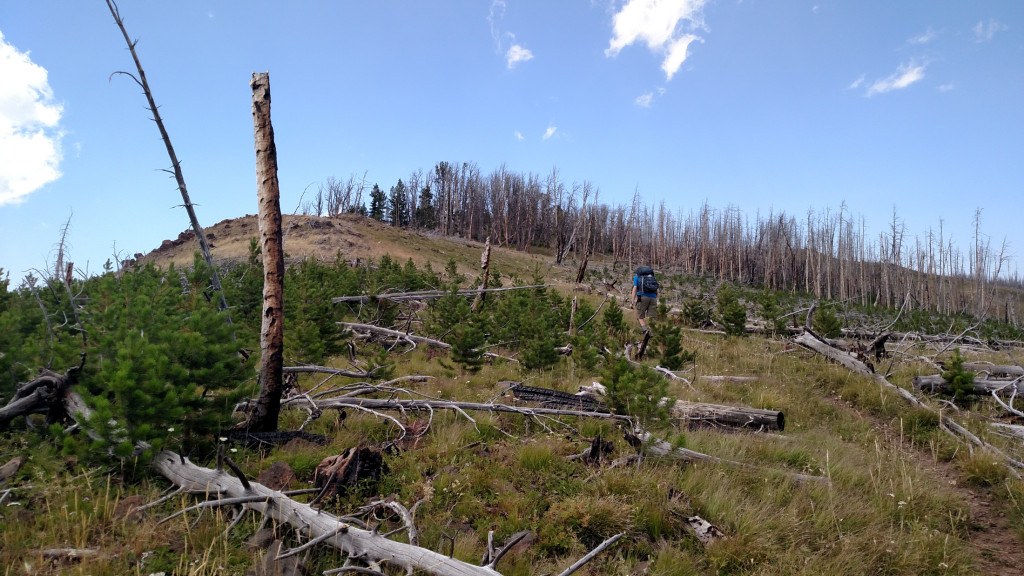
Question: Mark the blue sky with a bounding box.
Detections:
[1,1,1022,280]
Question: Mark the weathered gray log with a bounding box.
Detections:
[308,396,632,424]
[332,284,550,304]
[912,375,1024,396]
[340,322,570,359]
[962,363,1024,377]
[670,400,785,431]
[338,322,451,349]
[794,331,875,377]
[282,365,385,378]
[697,375,758,384]
[153,452,506,576]
[634,431,827,483]
[795,329,1024,477]
[509,384,783,431]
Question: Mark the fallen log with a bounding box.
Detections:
[670,400,785,432]
[961,363,1024,377]
[795,328,1024,478]
[338,322,450,349]
[697,375,758,384]
[912,375,1024,396]
[311,396,632,425]
[153,451,508,575]
[0,361,83,428]
[794,331,874,377]
[615,430,827,484]
[340,322,570,360]
[508,384,607,412]
[509,383,784,431]
[332,284,551,304]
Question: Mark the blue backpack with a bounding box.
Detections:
[636,266,659,295]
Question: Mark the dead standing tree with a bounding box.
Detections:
[242,72,286,433]
[105,0,230,319]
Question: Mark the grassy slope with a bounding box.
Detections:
[3,214,1024,576]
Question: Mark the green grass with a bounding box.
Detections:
[4,225,1024,575]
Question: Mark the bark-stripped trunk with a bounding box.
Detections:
[105,0,230,319]
[245,72,285,432]
[152,452,506,576]
[471,237,491,313]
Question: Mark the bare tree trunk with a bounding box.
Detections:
[471,236,491,313]
[105,0,230,320]
[244,72,285,433]
[152,452,510,576]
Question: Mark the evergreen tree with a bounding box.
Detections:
[601,355,670,428]
[387,179,410,227]
[76,258,247,460]
[652,305,693,370]
[450,320,485,372]
[415,185,435,229]
[813,306,843,338]
[758,289,788,335]
[369,184,387,221]
[717,286,747,337]
[942,348,976,401]
[682,297,711,328]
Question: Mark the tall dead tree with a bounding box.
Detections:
[105,0,230,319]
[471,236,492,313]
[244,72,285,433]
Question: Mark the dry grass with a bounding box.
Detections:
[4,215,1024,575]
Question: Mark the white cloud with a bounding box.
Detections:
[848,74,865,90]
[907,27,937,45]
[865,61,925,97]
[506,44,534,69]
[490,0,533,70]
[634,86,666,107]
[514,130,524,141]
[606,0,708,81]
[0,32,63,206]
[542,126,557,140]
[973,19,1005,42]
[937,83,954,93]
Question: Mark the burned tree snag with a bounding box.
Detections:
[244,72,285,433]
[105,0,230,319]
[471,236,492,313]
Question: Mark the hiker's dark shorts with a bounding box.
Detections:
[635,296,656,320]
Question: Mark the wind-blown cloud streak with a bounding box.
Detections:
[865,61,926,97]
[0,32,63,206]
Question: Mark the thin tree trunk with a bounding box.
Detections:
[245,72,285,433]
[471,237,491,313]
[105,0,230,320]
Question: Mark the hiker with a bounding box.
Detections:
[630,265,659,334]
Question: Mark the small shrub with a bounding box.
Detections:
[941,349,975,401]
[601,356,671,428]
[717,287,747,337]
[813,306,843,338]
[758,289,788,335]
[682,298,710,328]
